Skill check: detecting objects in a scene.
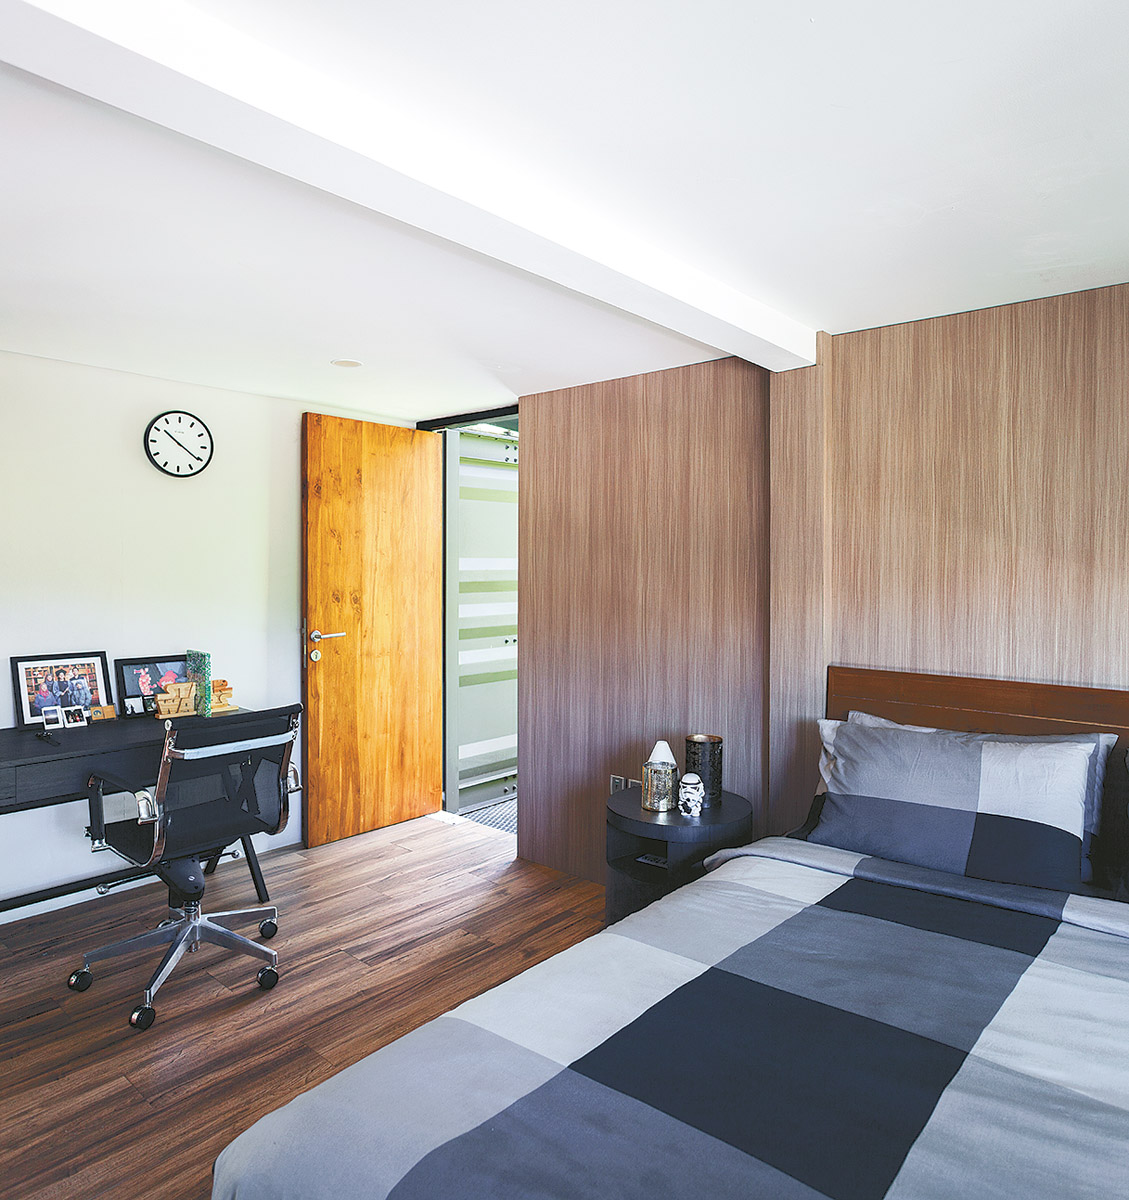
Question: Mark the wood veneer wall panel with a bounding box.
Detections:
[828,282,1129,690]
[767,352,826,831]
[518,359,769,883]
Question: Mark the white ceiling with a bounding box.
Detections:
[0,66,717,419]
[2,0,1127,420]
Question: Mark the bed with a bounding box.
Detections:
[212,667,1129,1200]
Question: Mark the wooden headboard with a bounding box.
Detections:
[826,666,1129,888]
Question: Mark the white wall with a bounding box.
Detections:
[0,349,407,916]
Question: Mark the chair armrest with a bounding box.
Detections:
[90,767,148,794]
[86,774,108,849]
[86,771,160,850]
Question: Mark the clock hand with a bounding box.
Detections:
[161,428,203,462]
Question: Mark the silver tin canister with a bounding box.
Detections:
[685,734,723,806]
[642,760,678,812]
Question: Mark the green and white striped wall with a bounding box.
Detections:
[443,430,518,813]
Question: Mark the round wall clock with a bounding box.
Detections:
[143,411,214,477]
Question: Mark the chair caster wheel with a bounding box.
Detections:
[257,966,279,990]
[258,919,278,939]
[67,968,93,992]
[129,1004,156,1030]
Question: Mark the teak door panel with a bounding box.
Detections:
[302,413,442,847]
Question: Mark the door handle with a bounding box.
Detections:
[309,630,346,642]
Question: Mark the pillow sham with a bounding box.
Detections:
[847,710,1116,883]
[809,720,1092,891]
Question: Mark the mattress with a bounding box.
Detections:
[212,837,1129,1199]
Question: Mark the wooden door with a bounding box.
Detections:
[302,412,443,847]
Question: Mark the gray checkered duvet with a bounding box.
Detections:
[212,838,1129,1199]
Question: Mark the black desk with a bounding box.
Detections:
[0,715,269,912]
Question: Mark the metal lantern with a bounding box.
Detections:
[685,734,722,806]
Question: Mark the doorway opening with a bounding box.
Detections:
[431,410,519,837]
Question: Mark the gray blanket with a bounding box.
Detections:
[212,838,1129,1199]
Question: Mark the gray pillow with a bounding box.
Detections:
[847,711,1115,883]
[810,720,1091,891]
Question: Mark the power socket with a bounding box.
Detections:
[628,778,642,790]
[610,775,626,793]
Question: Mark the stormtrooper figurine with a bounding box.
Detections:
[677,772,705,818]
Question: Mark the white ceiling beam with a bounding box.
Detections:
[1,0,816,370]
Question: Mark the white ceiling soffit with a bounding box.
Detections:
[0,65,725,418]
[0,0,817,372]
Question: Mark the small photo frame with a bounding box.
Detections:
[62,705,87,728]
[41,706,65,730]
[114,655,188,718]
[10,651,113,729]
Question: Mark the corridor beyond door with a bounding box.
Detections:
[443,420,519,834]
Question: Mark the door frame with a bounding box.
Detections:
[422,407,519,816]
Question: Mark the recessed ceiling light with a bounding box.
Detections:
[330,358,363,368]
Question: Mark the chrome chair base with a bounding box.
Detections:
[79,901,278,1008]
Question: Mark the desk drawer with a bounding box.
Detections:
[0,767,14,807]
[15,760,89,804]
[15,749,156,805]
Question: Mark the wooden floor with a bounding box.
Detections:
[0,816,604,1200]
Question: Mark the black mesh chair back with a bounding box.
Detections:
[70,703,302,1029]
[106,705,300,871]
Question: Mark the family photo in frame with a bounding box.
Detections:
[114,655,189,717]
[9,651,113,729]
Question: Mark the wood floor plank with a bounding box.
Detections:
[0,1063,154,1197]
[131,951,376,1111]
[0,816,604,1200]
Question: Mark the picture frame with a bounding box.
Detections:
[62,705,87,728]
[41,706,65,731]
[114,654,188,719]
[10,651,113,729]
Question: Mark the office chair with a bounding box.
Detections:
[66,704,302,1029]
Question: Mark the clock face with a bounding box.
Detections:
[144,411,214,477]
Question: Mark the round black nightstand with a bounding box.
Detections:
[605,785,753,924]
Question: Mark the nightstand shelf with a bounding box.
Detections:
[605,785,753,924]
[608,852,671,886]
